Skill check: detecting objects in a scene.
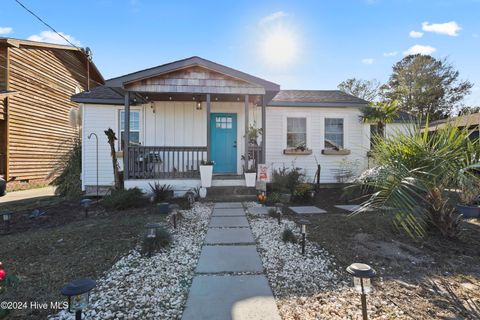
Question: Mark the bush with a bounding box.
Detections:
[268,208,278,219]
[50,138,82,199]
[282,228,297,243]
[293,182,314,198]
[149,182,173,202]
[353,122,480,238]
[265,192,281,205]
[103,187,146,210]
[141,226,171,256]
[272,165,305,194]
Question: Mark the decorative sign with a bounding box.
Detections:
[257,164,269,182]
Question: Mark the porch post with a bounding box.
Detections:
[124,91,130,179]
[244,94,249,172]
[261,95,266,163]
[206,93,211,161]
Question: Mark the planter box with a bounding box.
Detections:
[244,172,257,187]
[283,149,312,155]
[321,149,351,155]
[456,204,480,218]
[200,165,213,187]
[155,202,170,214]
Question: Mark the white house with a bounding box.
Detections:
[73,57,413,194]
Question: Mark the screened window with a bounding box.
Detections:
[120,110,140,149]
[324,118,344,149]
[287,117,307,148]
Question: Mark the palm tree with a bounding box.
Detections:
[360,100,400,138]
[353,122,480,238]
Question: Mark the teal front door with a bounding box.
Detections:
[211,113,237,173]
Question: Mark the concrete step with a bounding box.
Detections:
[207,186,257,196]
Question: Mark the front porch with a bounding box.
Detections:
[116,58,279,186]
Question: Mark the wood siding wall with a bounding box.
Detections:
[125,66,265,95]
[6,46,90,182]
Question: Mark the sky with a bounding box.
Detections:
[2,0,480,105]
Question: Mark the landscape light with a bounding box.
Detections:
[275,203,283,225]
[297,219,311,255]
[145,222,162,257]
[80,199,93,218]
[0,211,13,233]
[346,263,377,320]
[61,278,96,320]
[169,204,181,229]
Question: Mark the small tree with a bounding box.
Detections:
[360,100,400,138]
[353,122,480,238]
[104,128,122,190]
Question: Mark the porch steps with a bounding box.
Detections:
[205,186,257,202]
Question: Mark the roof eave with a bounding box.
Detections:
[267,101,369,108]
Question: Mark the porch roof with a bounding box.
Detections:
[72,56,280,104]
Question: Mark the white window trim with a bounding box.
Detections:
[323,117,347,149]
[116,107,143,150]
[283,113,311,150]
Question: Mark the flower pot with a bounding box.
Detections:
[199,187,207,199]
[244,172,257,187]
[280,193,292,203]
[200,165,213,187]
[456,204,480,218]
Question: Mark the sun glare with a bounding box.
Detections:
[260,25,299,67]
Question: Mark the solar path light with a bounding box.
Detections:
[346,263,377,320]
[297,219,311,255]
[61,278,96,320]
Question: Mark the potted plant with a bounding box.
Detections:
[200,160,214,187]
[246,121,263,146]
[456,178,480,218]
[244,164,257,187]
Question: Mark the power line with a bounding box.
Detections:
[14,0,81,51]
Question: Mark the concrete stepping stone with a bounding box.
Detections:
[182,275,281,320]
[209,216,249,228]
[204,228,255,244]
[289,206,326,214]
[335,204,373,212]
[248,207,274,215]
[215,202,243,209]
[196,245,263,273]
[212,208,245,217]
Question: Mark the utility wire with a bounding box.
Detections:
[14,0,82,51]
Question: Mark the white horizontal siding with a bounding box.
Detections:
[265,106,370,183]
[82,101,262,189]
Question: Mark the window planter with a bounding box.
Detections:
[283,149,312,155]
[321,149,351,155]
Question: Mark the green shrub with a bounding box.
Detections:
[50,138,82,199]
[272,165,305,194]
[266,192,281,205]
[282,228,297,243]
[149,182,173,202]
[103,187,146,210]
[141,226,171,256]
[294,183,314,198]
[268,208,278,219]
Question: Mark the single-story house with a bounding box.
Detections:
[425,112,480,140]
[0,38,104,186]
[72,56,413,194]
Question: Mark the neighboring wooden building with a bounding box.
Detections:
[0,38,104,185]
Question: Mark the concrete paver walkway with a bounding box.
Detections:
[182,202,281,320]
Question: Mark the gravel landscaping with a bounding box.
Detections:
[48,202,212,320]
[246,202,410,319]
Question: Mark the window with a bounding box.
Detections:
[287,117,307,148]
[324,118,344,149]
[120,110,140,149]
[215,116,233,129]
